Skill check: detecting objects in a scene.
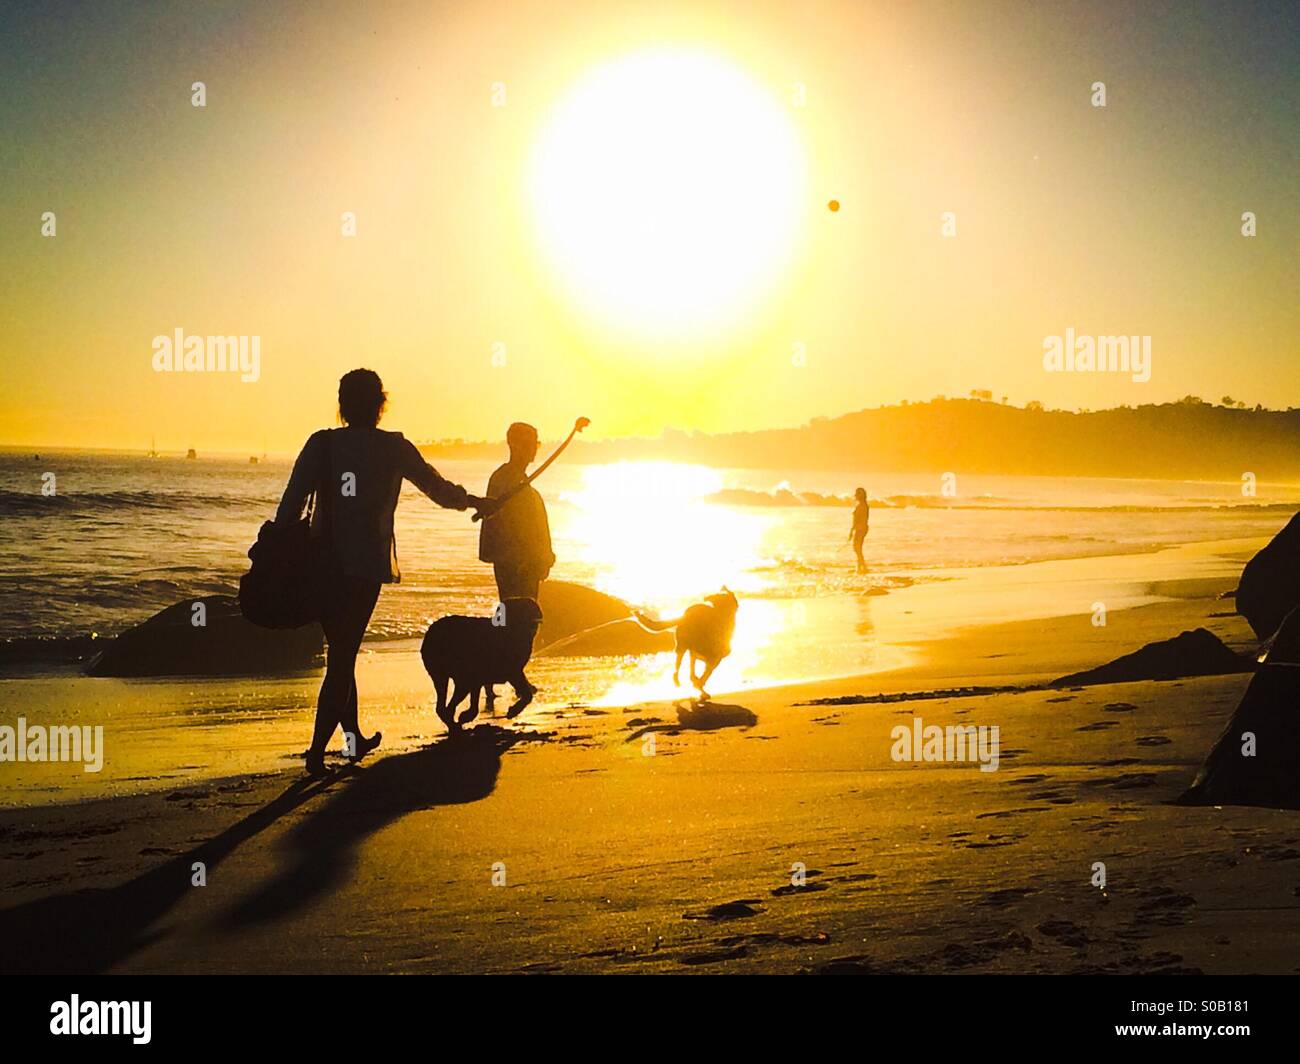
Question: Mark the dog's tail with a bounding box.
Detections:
[633,611,680,632]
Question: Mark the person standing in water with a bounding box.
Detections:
[849,486,870,573]
[479,422,556,602]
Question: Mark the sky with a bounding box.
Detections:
[0,0,1296,453]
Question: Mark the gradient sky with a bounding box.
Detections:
[1,0,1296,453]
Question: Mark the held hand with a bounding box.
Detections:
[468,495,502,522]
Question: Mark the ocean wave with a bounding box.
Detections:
[0,488,270,518]
[703,485,1297,514]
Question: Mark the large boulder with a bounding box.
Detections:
[87,595,323,677]
[1237,512,1300,641]
[1180,607,1300,809]
[535,580,672,657]
[1053,628,1253,687]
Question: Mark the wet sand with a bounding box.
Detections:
[2,538,1297,974]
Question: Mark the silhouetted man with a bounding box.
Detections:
[849,486,869,573]
[479,422,556,602]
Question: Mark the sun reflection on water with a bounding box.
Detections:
[562,462,780,701]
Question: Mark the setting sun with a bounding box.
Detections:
[527,48,807,338]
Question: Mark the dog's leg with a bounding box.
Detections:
[695,657,718,701]
[673,646,684,686]
[506,673,537,719]
[485,685,497,715]
[434,673,455,729]
[458,683,482,725]
[442,679,472,733]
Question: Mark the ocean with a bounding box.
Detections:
[1,447,1296,701]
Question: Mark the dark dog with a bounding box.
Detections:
[634,588,739,700]
[420,597,543,732]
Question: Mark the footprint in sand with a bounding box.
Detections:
[1123,952,1201,975]
[1037,919,1090,948]
[1135,735,1172,747]
[1046,696,1074,703]
[814,955,876,974]
[1105,772,1159,790]
[771,881,829,897]
[982,887,1038,907]
[976,807,1048,820]
[1133,887,1196,926]
[682,900,765,921]
[1104,702,1137,713]
[962,837,1025,849]
[1028,790,1075,805]
[717,931,831,949]
[679,945,749,965]
[937,931,1033,968]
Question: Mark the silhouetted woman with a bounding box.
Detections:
[849,487,870,573]
[277,369,492,775]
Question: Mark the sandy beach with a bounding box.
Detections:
[3,536,1295,975]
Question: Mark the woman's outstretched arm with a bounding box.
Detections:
[275,430,328,524]
[397,436,475,510]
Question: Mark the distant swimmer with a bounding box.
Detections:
[849,487,869,573]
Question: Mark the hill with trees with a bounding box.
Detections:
[422,397,1300,482]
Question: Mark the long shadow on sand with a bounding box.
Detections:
[221,725,523,928]
[0,771,341,973]
[0,727,520,972]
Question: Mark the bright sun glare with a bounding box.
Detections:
[528,48,807,338]
[565,461,765,608]
[564,461,781,704]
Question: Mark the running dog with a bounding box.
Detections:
[420,597,543,732]
[634,588,739,700]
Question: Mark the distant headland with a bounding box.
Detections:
[420,396,1300,482]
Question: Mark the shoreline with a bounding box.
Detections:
[0,534,1265,810]
[0,523,1268,666]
